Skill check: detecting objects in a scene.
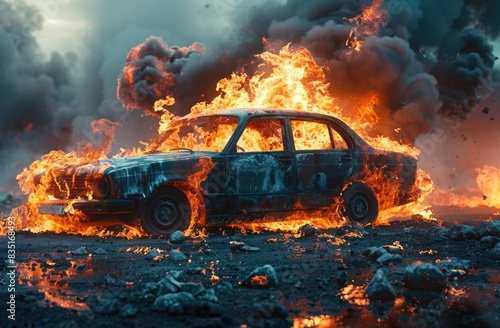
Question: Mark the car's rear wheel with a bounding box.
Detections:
[341,183,378,224]
[140,186,191,236]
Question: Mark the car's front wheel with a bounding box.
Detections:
[140,186,191,236]
[341,183,378,224]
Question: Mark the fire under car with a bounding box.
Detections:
[35,109,419,236]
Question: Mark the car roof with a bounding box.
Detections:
[189,108,346,123]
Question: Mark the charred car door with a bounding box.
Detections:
[291,119,354,208]
[225,117,296,214]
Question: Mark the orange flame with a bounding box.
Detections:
[346,0,388,51]
[6,1,437,237]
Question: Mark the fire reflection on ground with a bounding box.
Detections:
[17,259,95,311]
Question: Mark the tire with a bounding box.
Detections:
[140,186,191,236]
[341,183,378,224]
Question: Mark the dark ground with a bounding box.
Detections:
[1,208,500,328]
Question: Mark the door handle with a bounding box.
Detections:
[341,155,353,162]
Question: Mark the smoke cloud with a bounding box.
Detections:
[117,0,498,145]
[0,0,79,192]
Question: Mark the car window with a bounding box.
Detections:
[330,126,350,149]
[150,115,239,152]
[237,119,284,152]
[291,120,333,151]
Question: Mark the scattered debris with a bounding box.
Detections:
[229,241,246,250]
[403,264,447,292]
[365,269,396,302]
[298,224,316,237]
[475,220,500,238]
[230,241,260,252]
[481,236,500,249]
[119,304,138,318]
[145,248,162,260]
[448,224,477,241]
[377,253,402,265]
[153,292,196,313]
[71,247,88,255]
[86,294,99,309]
[95,298,121,314]
[382,244,404,254]
[436,258,470,280]
[93,248,107,255]
[483,107,490,114]
[169,231,185,244]
[240,265,278,288]
[169,249,187,261]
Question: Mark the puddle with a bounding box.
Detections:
[17,258,99,311]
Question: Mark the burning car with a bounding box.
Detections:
[35,109,419,236]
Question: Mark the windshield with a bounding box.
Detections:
[147,115,240,153]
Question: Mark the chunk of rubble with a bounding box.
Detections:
[475,220,500,238]
[436,258,470,280]
[144,275,182,298]
[448,224,477,241]
[169,249,188,261]
[93,248,107,255]
[179,282,205,297]
[95,298,121,314]
[119,304,138,318]
[363,247,388,260]
[382,244,404,254]
[145,248,162,260]
[240,264,278,288]
[229,240,245,250]
[481,236,500,249]
[365,269,396,302]
[169,230,185,244]
[71,247,88,255]
[229,241,260,252]
[153,292,196,313]
[168,270,187,281]
[425,226,449,241]
[377,253,402,265]
[298,224,315,237]
[403,263,447,292]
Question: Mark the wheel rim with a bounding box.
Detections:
[349,193,369,220]
[148,196,180,232]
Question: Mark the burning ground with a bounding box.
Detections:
[2,216,500,327]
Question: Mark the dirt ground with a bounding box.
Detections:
[2,208,500,328]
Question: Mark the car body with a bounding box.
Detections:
[35,109,419,235]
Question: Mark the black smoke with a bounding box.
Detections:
[0,0,78,192]
[117,0,498,143]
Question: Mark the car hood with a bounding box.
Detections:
[65,151,214,176]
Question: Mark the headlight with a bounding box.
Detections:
[92,177,111,199]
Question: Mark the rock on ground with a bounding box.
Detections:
[240,264,278,288]
[365,269,396,302]
[153,292,196,313]
[169,231,185,244]
[448,224,477,240]
[403,263,447,292]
